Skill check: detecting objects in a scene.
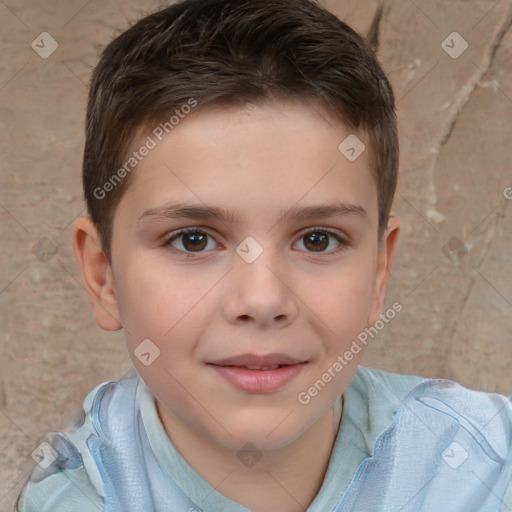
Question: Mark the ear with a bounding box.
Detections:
[71,217,122,331]
[368,216,400,326]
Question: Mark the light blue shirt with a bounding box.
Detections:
[16,366,512,511]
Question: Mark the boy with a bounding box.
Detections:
[16,0,512,510]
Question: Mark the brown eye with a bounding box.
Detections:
[294,229,345,255]
[181,232,208,251]
[166,229,215,253]
[303,232,329,252]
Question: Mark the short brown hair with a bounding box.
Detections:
[83,0,398,261]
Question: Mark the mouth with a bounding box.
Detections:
[208,353,307,368]
[235,364,286,370]
[207,353,308,393]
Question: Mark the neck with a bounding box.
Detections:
[157,397,343,512]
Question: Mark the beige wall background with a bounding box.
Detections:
[1,0,511,509]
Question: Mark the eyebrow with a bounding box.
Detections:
[137,201,367,225]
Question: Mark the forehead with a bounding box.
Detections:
[117,99,377,226]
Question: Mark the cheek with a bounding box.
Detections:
[113,253,210,347]
[115,265,208,391]
[306,255,377,331]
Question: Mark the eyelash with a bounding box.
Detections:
[163,227,349,257]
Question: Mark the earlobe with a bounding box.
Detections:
[71,217,122,331]
[368,216,400,326]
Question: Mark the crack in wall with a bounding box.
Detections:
[437,7,512,378]
[437,7,512,149]
[442,204,507,382]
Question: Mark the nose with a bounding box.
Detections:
[222,242,299,329]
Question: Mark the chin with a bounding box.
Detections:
[206,415,306,452]
[217,433,300,453]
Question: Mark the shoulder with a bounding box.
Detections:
[347,365,428,422]
[352,364,512,415]
[350,365,427,403]
[15,466,104,512]
[339,367,512,510]
[349,366,511,410]
[349,366,512,456]
[16,373,142,512]
[341,366,429,449]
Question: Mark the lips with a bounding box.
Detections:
[207,353,307,393]
[209,353,306,368]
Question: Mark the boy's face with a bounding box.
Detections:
[75,99,399,452]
